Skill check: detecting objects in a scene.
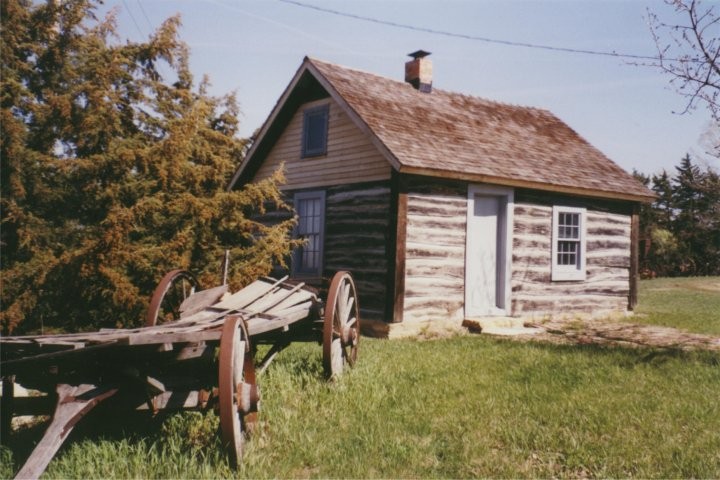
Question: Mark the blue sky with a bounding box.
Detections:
[100,0,719,175]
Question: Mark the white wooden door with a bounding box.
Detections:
[465,186,513,317]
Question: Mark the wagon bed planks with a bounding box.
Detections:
[212,276,289,311]
[1,277,319,365]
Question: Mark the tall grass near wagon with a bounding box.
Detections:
[2,278,719,478]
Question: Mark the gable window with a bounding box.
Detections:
[292,191,325,277]
[551,206,586,281]
[302,104,329,157]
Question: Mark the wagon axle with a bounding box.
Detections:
[236,381,260,415]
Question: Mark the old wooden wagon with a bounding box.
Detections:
[0,271,360,479]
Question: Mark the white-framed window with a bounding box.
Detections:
[551,206,586,281]
[292,191,325,277]
[301,104,329,157]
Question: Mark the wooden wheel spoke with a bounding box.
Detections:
[323,272,360,380]
[219,316,257,468]
[146,269,200,326]
[337,282,350,325]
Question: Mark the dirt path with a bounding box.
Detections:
[520,317,720,351]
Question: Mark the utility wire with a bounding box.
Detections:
[277,0,680,63]
[121,0,145,38]
[136,0,154,31]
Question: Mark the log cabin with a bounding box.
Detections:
[228,52,655,336]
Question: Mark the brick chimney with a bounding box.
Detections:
[405,50,432,93]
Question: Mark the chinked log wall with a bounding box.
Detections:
[511,190,632,317]
[400,179,633,322]
[402,177,467,324]
[323,182,391,321]
[255,181,391,321]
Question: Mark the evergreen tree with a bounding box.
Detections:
[651,170,674,227]
[638,155,720,277]
[1,0,296,334]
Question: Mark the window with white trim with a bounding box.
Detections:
[551,206,586,281]
[301,104,329,157]
[292,191,325,277]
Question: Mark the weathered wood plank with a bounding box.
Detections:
[125,329,223,346]
[13,384,118,480]
[179,285,228,318]
[212,277,288,311]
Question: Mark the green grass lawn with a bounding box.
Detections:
[2,277,719,478]
[634,276,720,335]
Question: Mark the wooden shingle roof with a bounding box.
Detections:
[231,57,654,202]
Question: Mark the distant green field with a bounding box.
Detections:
[2,277,719,479]
[634,276,720,335]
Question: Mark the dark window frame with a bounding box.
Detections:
[292,190,326,278]
[301,104,329,158]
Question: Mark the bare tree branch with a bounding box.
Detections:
[648,0,720,120]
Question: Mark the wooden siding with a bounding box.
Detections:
[511,202,632,317]
[402,178,467,323]
[323,182,392,321]
[253,98,392,190]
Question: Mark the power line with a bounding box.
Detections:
[121,0,145,38]
[136,0,154,31]
[277,0,668,62]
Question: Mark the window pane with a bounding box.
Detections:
[295,194,324,274]
[557,240,579,266]
[558,212,580,239]
[303,106,328,156]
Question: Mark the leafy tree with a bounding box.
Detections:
[1,0,297,334]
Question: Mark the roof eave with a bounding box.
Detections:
[401,165,656,203]
[227,58,315,191]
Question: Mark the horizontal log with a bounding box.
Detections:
[325,254,388,267]
[586,212,630,226]
[405,277,464,294]
[406,213,466,231]
[586,253,630,268]
[406,242,465,260]
[325,234,388,246]
[512,298,627,316]
[407,201,466,218]
[512,258,551,270]
[514,204,552,218]
[326,190,391,202]
[587,226,630,237]
[512,269,552,283]
[587,240,630,252]
[513,234,552,249]
[513,222,551,236]
[405,225,466,247]
[405,262,464,279]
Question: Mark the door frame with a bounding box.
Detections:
[465,184,514,317]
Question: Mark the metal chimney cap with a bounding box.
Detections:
[408,50,431,59]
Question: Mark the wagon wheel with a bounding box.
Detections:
[146,269,199,326]
[323,271,360,379]
[219,315,259,468]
